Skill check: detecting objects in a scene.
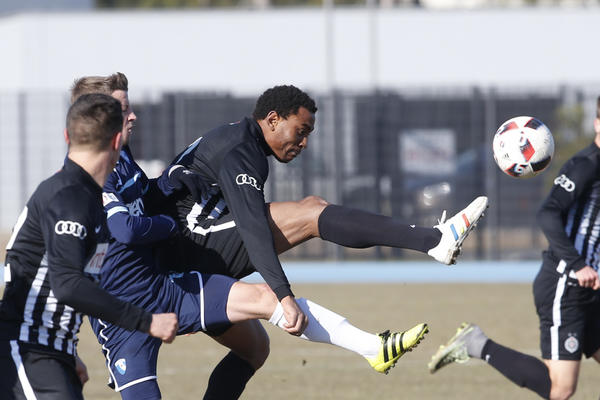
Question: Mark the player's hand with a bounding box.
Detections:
[280,296,308,336]
[575,265,600,290]
[168,165,211,203]
[75,355,89,386]
[149,313,178,343]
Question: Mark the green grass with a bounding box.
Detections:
[77,283,598,400]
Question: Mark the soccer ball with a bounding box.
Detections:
[492,116,554,178]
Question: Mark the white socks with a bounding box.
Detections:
[268,298,381,359]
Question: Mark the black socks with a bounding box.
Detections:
[203,352,256,400]
[318,204,441,252]
[482,340,551,399]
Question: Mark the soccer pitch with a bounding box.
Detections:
[77,282,598,400]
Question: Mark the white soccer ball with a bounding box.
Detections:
[492,116,554,178]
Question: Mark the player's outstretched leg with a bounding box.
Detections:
[429,323,554,399]
[268,297,428,375]
[366,323,429,374]
[427,196,489,265]
[428,322,487,373]
[269,195,487,264]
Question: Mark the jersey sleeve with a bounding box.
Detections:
[142,176,172,216]
[41,189,152,333]
[537,157,595,272]
[103,172,177,245]
[218,147,293,300]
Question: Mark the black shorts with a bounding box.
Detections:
[0,340,82,400]
[533,258,600,361]
[156,211,255,279]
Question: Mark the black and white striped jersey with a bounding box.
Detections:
[0,158,152,355]
[538,142,600,275]
[166,117,293,301]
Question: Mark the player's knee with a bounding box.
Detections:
[253,332,270,368]
[236,326,270,369]
[255,283,277,306]
[549,381,576,400]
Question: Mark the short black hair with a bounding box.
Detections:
[252,85,317,120]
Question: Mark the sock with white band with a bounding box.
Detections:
[268,298,381,359]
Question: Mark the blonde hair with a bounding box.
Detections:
[70,72,129,104]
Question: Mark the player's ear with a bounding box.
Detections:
[265,111,280,131]
[111,131,123,152]
[594,118,600,135]
[63,128,70,145]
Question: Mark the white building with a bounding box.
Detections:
[0,7,599,229]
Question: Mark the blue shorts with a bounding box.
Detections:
[89,271,236,395]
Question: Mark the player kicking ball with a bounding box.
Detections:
[71,74,487,399]
[68,74,434,400]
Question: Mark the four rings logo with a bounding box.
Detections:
[554,174,576,192]
[236,174,262,191]
[55,220,87,239]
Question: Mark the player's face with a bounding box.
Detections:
[269,106,315,163]
[111,90,137,146]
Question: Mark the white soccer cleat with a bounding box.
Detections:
[427,196,488,265]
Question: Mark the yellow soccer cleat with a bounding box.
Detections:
[428,322,474,374]
[366,323,429,374]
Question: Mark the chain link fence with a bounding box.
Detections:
[1,86,596,261]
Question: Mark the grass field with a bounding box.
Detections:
[76,283,598,400]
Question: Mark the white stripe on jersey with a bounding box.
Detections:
[107,206,129,219]
[186,196,233,236]
[66,313,82,355]
[565,206,575,238]
[6,207,28,251]
[208,198,227,220]
[550,274,568,360]
[54,300,76,352]
[174,137,202,164]
[587,208,600,268]
[4,207,29,283]
[565,188,600,271]
[37,297,54,347]
[10,340,38,400]
[191,221,236,236]
[573,197,594,256]
[19,258,49,344]
[18,253,80,354]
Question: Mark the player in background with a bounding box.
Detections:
[157,84,488,398]
[428,98,600,400]
[71,73,429,400]
[0,94,178,400]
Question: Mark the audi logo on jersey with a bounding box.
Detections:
[55,220,87,239]
[554,174,576,192]
[236,173,262,191]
